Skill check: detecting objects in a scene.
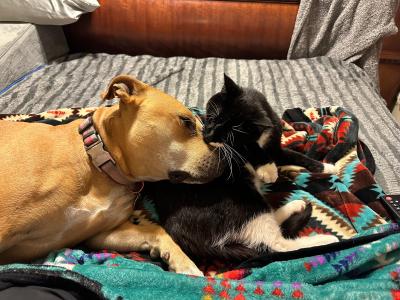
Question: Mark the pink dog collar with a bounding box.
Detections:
[79,116,143,192]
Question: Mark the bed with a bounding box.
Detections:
[0,0,400,299]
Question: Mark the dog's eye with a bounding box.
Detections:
[179,116,196,136]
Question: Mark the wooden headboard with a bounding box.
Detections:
[63,0,400,109]
[63,0,299,59]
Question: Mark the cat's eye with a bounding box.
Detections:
[179,115,197,136]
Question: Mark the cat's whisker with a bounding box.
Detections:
[232,122,244,129]
[225,144,246,172]
[228,152,240,170]
[208,102,220,117]
[225,144,246,165]
[227,150,236,179]
[226,143,237,164]
[233,128,247,134]
[229,131,235,145]
[216,147,222,172]
[212,102,220,115]
[223,146,232,168]
[227,132,234,145]
[221,144,234,180]
[229,150,240,170]
[220,146,228,176]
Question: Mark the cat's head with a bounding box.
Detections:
[203,74,273,150]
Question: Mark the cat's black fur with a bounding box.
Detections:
[203,74,327,174]
[145,178,268,261]
[145,175,313,260]
[144,75,326,261]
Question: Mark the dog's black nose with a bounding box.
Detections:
[168,171,190,183]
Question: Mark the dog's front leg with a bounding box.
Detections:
[85,221,203,276]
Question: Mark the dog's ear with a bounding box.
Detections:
[101,75,148,104]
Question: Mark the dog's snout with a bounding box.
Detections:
[168,171,191,183]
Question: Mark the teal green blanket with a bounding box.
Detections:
[2,224,400,300]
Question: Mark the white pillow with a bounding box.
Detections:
[0,0,100,25]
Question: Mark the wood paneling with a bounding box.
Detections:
[64,0,299,59]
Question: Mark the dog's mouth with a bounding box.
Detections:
[167,152,225,184]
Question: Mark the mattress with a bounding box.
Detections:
[0,53,399,193]
[0,22,68,91]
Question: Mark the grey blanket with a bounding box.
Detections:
[288,0,399,86]
[1,53,399,193]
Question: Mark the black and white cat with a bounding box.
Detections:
[142,75,338,261]
[203,74,336,189]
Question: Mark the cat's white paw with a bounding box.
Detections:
[286,200,307,214]
[323,163,337,174]
[256,163,278,183]
[274,200,308,225]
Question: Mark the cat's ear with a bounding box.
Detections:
[222,74,241,96]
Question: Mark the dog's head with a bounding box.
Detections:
[98,75,222,183]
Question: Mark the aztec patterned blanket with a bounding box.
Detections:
[0,106,399,300]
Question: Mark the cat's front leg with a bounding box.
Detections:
[247,145,279,184]
[244,160,279,184]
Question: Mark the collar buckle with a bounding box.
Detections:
[86,141,116,172]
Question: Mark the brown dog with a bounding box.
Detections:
[0,75,221,275]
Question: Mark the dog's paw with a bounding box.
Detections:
[323,163,337,174]
[153,242,203,277]
[167,253,204,276]
[170,261,204,277]
[256,163,278,183]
